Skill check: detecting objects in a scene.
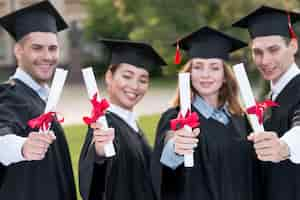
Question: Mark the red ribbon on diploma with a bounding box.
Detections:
[246,100,279,124]
[170,110,200,131]
[28,112,64,131]
[83,93,110,125]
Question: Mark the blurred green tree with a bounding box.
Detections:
[84,0,300,95]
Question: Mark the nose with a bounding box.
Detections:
[129,79,139,90]
[200,67,210,78]
[43,49,52,60]
[261,52,272,66]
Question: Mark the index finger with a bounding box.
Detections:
[176,128,195,138]
[251,132,275,143]
[192,128,200,137]
[32,134,55,145]
[91,122,103,130]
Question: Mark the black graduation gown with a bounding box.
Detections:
[263,74,300,200]
[0,79,77,200]
[79,111,155,200]
[151,106,260,200]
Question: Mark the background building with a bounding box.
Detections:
[0,0,88,76]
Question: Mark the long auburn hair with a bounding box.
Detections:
[171,59,244,116]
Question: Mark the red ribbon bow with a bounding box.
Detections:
[170,110,200,131]
[28,112,63,131]
[83,93,110,125]
[246,100,279,124]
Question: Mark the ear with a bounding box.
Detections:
[14,43,23,61]
[289,38,298,55]
[105,70,113,87]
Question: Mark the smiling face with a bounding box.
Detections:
[251,35,298,84]
[190,58,225,105]
[14,32,59,85]
[105,63,149,111]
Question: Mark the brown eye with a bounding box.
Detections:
[192,65,202,70]
[139,78,149,84]
[49,46,58,52]
[32,45,42,51]
[122,74,131,79]
[269,47,279,54]
[253,49,262,56]
[211,66,220,71]
[210,63,221,71]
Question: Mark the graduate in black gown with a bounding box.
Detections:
[233,5,300,200]
[0,1,76,200]
[79,39,166,200]
[151,27,260,200]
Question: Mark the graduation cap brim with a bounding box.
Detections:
[232,5,300,38]
[0,0,68,41]
[99,39,167,72]
[172,26,247,60]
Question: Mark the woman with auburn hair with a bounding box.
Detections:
[151,26,260,200]
[171,59,243,115]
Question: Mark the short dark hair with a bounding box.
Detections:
[281,36,292,46]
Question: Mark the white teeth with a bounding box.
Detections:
[264,68,274,73]
[125,92,137,98]
[262,66,275,73]
[200,82,213,86]
[39,65,51,68]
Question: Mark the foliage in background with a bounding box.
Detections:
[84,0,300,95]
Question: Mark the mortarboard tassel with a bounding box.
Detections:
[285,0,298,40]
[174,40,182,65]
[288,14,298,40]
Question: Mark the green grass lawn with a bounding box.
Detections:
[63,113,161,199]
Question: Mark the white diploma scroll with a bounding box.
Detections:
[82,67,116,157]
[42,68,68,133]
[179,73,194,167]
[233,63,264,132]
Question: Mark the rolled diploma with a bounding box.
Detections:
[41,68,68,133]
[233,63,264,132]
[179,73,194,167]
[82,67,116,157]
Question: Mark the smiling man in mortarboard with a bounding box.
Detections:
[233,5,300,200]
[0,1,76,200]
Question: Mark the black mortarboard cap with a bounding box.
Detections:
[232,5,300,39]
[0,0,68,41]
[173,26,247,60]
[99,39,166,72]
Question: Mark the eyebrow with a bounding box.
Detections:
[253,44,280,50]
[267,45,280,49]
[210,62,220,65]
[31,43,58,47]
[192,61,204,65]
[31,43,43,46]
[122,70,134,74]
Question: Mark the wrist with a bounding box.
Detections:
[279,140,290,160]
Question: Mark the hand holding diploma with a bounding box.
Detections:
[28,68,67,132]
[233,63,264,132]
[233,64,286,162]
[170,73,200,167]
[24,68,67,161]
[82,67,116,157]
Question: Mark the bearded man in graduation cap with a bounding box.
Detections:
[233,5,300,200]
[0,1,76,200]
